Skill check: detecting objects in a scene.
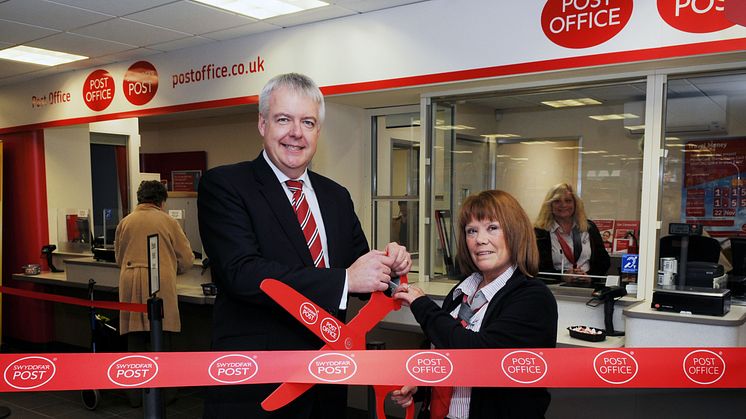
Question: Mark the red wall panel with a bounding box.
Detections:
[1,130,54,344]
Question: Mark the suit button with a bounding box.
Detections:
[127,261,131,266]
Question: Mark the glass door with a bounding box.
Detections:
[371,107,421,274]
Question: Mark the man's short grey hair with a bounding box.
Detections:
[258,73,325,123]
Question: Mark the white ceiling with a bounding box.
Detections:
[0,0,428,86]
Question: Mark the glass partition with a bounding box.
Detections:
[372,110,421,273]
[56,208,92,253]
[659,72,746,299]
[429,80,647,289]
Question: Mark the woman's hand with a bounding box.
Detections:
[390,385,417,408]
[392,283,425,306]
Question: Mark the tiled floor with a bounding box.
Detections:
[0,387,206,418]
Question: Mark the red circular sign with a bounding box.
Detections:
[658,0,734,33]
[683,350,726,384]
[299,302,319,325]
[308,353,357,383]
[501,350,548,384]
[208,354,259,384]
[3,356,56,390]
[593,350,638,384]
[107,355,158,387]
[319,317,341,343]
[542,0,633,49]
[123,61,158,106]
[83,69,115,111]
[406,351,453,383]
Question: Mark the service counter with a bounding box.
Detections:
[623,303,746,347]
[11,255,214,350]
[381,278,630,348]
[12,257,746,351]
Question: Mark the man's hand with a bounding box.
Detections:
[384,242,412,276]
[390,385,417,408]
[347,250,393,293]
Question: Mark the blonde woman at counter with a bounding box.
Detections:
[391,190,558,419]
[534,183,610,283]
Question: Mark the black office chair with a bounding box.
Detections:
[728,237,746,275]
[659,235,721,264]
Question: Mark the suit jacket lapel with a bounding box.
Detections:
[253,154,314,266]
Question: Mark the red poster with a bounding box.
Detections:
[593,219,615,253]
[614,220,640,254]
[683,139,746,238]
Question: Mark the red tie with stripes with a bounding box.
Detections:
[286,180,326,268]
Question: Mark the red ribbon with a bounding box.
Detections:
[0,286,147,313]
[0,347,744,393]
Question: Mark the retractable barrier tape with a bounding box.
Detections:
[0,347,744,392]
[0,286,147,313]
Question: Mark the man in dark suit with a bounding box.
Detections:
[198,73,411,418]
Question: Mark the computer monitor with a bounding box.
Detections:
[729,237,746,275]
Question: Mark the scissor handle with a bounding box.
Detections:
[373,385,415,419]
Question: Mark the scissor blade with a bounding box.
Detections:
[261,278,357,349]
[347,274,407,333]
[261,382,313,411]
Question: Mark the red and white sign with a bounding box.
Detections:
[107,355,159,387]
[542,0,634,48]
[406,351,453,383]
[300,302,319,325]
[658,0,735,33]
[307,353,357,383]
[123,61,158,106]
[319,317,341,343]
[82,69,115,111]
[593,349,639,384]
[683,349,726,384]
[3,356,56,390]
[208,354,259,384]
[501,350,548,384]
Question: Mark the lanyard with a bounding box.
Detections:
[555,230,577,268]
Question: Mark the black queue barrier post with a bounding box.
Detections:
[143,296,165,418]
[366,341,386,419]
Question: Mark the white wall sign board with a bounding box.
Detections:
[1,0,745,132]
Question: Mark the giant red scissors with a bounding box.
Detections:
[260,275,414,419]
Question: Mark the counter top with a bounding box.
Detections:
[12,265,214,305]
[624,302,746,326]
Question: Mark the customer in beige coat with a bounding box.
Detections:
[115,180,194,406]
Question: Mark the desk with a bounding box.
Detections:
[380,278,627,348]
[10,258,215,350]
[624,303,746,347]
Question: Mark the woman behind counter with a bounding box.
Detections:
[534,183,610,281]
[392,190,558,419]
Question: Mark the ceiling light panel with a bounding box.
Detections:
[193,0,329,19]
[0,46,87,66]
[541,98,602,108]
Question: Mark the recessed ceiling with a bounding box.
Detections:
[0,0,429,86]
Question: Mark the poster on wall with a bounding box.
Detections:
[682,139,746,239]
[593,219,615,253]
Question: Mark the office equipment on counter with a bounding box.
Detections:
[684,262,727,289]
[652,286,731,317]
[41,244,63,272]
[92,247,116,263]
[660,223,721,287]
[590,286,627,337]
